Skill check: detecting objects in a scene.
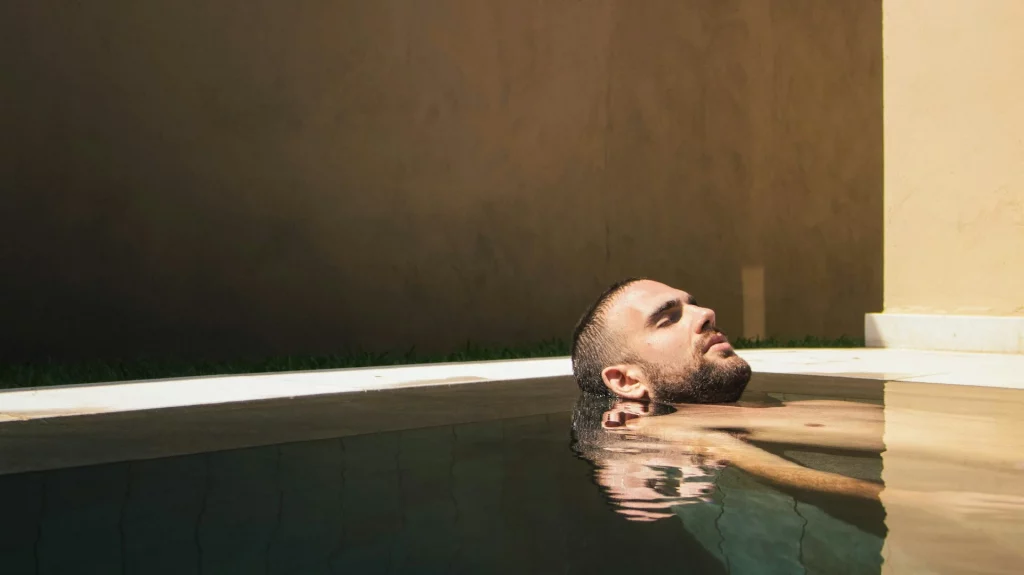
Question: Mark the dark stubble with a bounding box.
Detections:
[641,348,752,404]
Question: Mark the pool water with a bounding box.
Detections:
[1,375,1022,574]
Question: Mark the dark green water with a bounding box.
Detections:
[0,409,885,575]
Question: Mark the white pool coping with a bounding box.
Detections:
[1,348,1022,423]
[865,312,1024,354]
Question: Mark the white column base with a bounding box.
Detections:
[865,313,1024,354]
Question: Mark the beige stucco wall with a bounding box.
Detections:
[0,1,882,362]
[883,0,1024,316]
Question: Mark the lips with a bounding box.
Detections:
[703,333,728,354]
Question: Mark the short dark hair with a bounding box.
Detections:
[570,277,647,395]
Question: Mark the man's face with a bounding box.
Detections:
[601,280,751,404]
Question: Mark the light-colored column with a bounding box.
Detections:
[871,0,1024,353]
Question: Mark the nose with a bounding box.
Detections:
[689,306,716,334]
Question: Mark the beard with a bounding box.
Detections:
[640,348,752,405]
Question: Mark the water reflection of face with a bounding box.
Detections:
[570,393,725,522]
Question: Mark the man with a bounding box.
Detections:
[569,277,884,497]
[568,278,1024,571]
[571,277,752,405]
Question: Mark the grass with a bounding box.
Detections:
[0,335,863,391]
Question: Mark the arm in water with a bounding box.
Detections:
[623,415,882,500]
[624,412,1024,522]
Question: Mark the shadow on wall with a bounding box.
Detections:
[0,0,882,362]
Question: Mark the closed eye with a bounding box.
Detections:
[656,308,682,328]
[646,298,684,329]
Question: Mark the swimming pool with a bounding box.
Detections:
[1,372,1022,574]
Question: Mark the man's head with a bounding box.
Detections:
[571,278,751,404]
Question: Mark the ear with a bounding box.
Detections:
[601,364,650,400]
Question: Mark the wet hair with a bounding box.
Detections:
[570,277,647,396]
[569,393,620,456]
